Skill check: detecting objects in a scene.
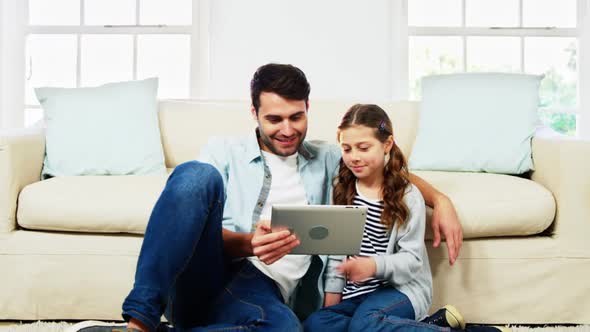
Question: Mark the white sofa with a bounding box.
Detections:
[1,100,589,324]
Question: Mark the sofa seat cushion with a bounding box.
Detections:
[416,171,556,239]
[17,170,556,238]
[17,175,168,234]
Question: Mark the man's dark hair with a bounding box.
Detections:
[250,63,311,114]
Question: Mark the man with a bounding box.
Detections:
[69,63,463,332]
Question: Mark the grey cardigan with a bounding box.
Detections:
[323,184,433,320]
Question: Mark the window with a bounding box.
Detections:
[25,0,192,127]
[408,0,579,136]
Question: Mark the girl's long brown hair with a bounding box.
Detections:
[333,104,410,230]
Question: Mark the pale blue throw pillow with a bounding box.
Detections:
[409,73,542,174]
[36,78,166,177]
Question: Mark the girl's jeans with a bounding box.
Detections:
[304,287,448,332]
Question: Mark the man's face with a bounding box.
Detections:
[252,92,308,157]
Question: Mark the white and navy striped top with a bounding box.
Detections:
[342,188,391,300]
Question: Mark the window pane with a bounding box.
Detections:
[84,0,136,25]
[137,35,191,98]
[409,36,463,99]
[29,0,80,25]
[523,0,576,28]
[467,37,520,72]
[525,37,578,109]
[539,111,576,136]
[25,35,77,105]
[408,0,461,27]
[466,0,518,27]
[81,35,133,86]
[140,0,192,25]
[25,108,44,128]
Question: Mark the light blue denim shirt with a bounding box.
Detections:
[198,129,341,318]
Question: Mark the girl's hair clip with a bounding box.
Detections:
[379,120,387,133]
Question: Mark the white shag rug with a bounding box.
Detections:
[0,322,589,332]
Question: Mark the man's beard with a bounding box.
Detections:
[258,131,305,157]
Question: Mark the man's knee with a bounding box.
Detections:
[173,160,221,181]
[169,161,223,196]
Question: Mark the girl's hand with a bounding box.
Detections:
[323,292,342,307]
[337,256,376,282]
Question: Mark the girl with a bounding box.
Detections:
[304,103,433,332]
[303,104,508,332]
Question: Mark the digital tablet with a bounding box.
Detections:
[271,204,367,255]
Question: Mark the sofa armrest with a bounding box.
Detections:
[0,128,45,233]
[530,128,590,253]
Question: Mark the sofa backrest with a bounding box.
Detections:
[157,100,421,168]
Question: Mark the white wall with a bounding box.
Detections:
[208,0,397,102]
[0,1,3,129]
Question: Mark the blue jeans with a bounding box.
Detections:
[122,161,302,332]
[304,287,448,332]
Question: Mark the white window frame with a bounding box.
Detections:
[0,0,26,129]
[579,0,590,139]
[3,0,589,139]
[0,0,210,129]
[396,0,588,138]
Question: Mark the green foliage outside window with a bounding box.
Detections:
[539,111,576,136]
[536,42,577,136]
[411,41,578,136]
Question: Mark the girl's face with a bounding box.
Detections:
[339,125,393,182]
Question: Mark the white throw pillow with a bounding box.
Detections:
[35,78,166,177]
[409,73,542,174]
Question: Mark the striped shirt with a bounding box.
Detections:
[342,192,390,300]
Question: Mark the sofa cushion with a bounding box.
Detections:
[409,73,541,174]
[17,175,169,234]
[35,78,166,178]
[416,171,556,239]
[17,170,556,238]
